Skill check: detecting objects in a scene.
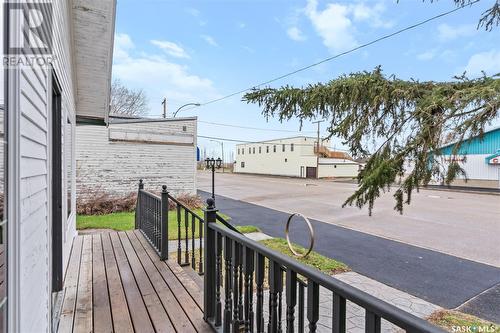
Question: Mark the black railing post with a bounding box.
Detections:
[203,198,217,322]
[160,185,169,260]
[135,179,144,229]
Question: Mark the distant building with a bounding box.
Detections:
[234,136,360,178]
[76,115,198,198]
[433,127,500,188]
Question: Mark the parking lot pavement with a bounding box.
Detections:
[198,171,500,268]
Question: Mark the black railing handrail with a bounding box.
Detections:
[167,194,204,220]
[209,222,445,333]
[139,188,161,201]
[215,213,242,235]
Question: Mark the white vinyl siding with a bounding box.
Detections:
[13,0,77,330]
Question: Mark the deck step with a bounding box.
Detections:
[181,264,204,290]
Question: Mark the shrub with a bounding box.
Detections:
[170,193,204,211]
[77,192,136,215]
[77,190,204,215]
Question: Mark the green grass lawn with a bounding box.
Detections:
[77,210,259,240]
[260,238,350,275]
[428,310,499,332]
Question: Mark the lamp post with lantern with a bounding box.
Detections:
[205,157,222,199]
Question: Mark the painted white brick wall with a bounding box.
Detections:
[75,118,197,199]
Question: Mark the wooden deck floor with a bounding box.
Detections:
[57,230,213,333]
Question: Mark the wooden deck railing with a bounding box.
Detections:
[202,197,445,333]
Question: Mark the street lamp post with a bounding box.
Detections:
[205,158,222,199]
[173,103,201,117]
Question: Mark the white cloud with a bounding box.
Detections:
[114,33,134,61]
[287,27,307,41]
[304,0,391,53]
[463,50,500,76]
[112,33,219,114]
[305,0,356,52]
[437,23,477,41]
[151,40,190,59]
[241,45,255,53]
[417,50,436,61]
[185,7,200,17]
[201,35,218,46]
[351,2,393,28]
[238,22,246,29]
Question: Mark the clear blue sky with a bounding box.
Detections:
[112,0,500,159]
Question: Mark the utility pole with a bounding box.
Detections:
[312,120,325,179]
[162,97,167,118]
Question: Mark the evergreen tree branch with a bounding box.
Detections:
[243,68,500,214]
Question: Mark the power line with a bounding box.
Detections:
[193,0,480,108]
[198,134,349,151]
[144,116,317,133]
[198,120,316,133]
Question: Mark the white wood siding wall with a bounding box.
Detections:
[76,119,197,198]
[11,0,77,330]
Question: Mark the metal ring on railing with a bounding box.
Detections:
[285,213,315,258]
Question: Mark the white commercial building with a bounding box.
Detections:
[234,136,360,178]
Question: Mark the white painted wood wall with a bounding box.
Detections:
[76,118,198,199]
[6,1,77,331]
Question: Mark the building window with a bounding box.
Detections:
[273,145,276,152]
[291,143,294,152]
[241,162,245,168]
[259,146,261,154]
[253,147,255,154]
[285,158,288,162]
[282,144,285,152]
[248,147,251,154]
[238,148,240,155]
[182,125,187,132]
[242,148,244,155]
[267,146,269,153]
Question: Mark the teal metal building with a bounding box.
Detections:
[437,127,500,188]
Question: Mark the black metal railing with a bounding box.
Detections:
[168,194,205,274]
[203,198,445,333]
[135,180,240,273]
[135,180,168,260]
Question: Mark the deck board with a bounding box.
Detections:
[73,235,93,332]
[117,231,175,333]
[91,234,113,333]
[126,231,197,333]
[58,231,212,333]
[101,233,134,333]
[132,230,213,332]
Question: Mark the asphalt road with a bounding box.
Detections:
[199,190,500,323]
[198,171,500,267]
